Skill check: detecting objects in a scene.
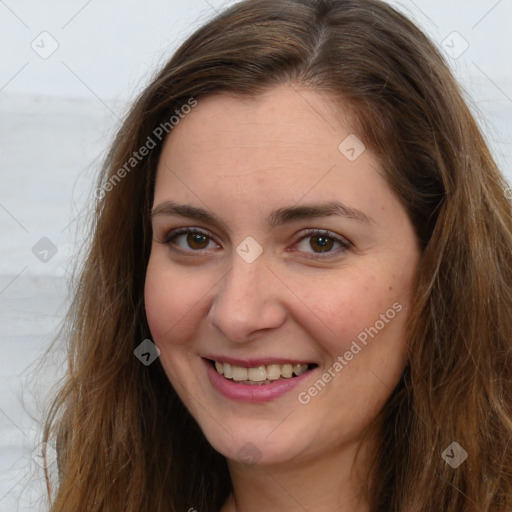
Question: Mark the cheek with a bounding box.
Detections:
[144,255,204,346]
[291,265,414,371]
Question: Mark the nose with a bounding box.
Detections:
[207,253,287,343]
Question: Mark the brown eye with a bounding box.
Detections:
[163,228,218,252]
[309,235,334,253]
[186,233,209,250]
[293,229,351,258]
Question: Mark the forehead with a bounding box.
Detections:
[153,85,386,214]
[161,86,345,165]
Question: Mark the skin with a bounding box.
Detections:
[144,84,421,512]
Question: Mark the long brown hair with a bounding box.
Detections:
[43,0,512,510]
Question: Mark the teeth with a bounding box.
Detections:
[247,366,267,382]
[293,363,308,377]
[266,364,281,380]
[213,361,310,382]
[232,366,248,381]
[281,364,293,378]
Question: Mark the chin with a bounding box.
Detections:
[197,416,308,466]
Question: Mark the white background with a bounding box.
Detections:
[1,1,511,510]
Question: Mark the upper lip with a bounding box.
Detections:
[202,355,316,367]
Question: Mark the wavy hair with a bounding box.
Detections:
[43,0,512,510]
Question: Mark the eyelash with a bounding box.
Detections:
[160,227,352,259]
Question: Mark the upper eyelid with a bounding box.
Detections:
[162,226,220,245]
[290,229,352,253]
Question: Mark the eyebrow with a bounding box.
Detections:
[151,200,373,231]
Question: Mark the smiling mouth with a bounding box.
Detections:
[207,359,318,385]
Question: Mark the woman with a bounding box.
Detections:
[43,0,512,510]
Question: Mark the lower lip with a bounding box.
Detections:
[204,359,315,403]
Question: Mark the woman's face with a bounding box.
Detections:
[145,85,420,467]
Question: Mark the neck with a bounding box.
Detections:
[220,438,374,512]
